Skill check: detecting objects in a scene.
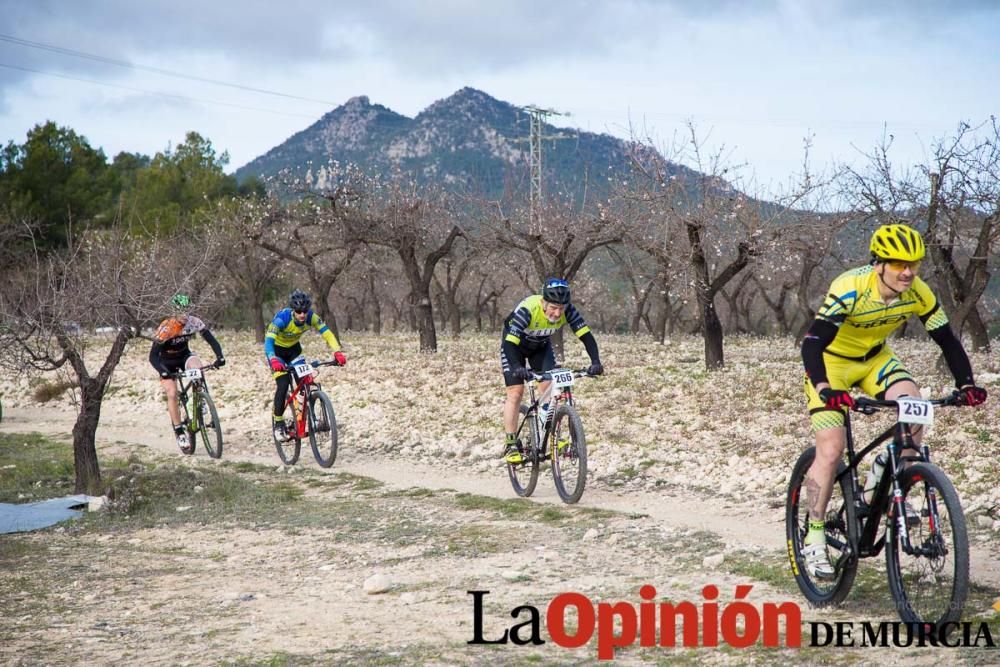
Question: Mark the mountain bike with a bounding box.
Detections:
[507,368,594,504]
[786,392,970,628]
[169,362,223,458]
[272,358,339,468]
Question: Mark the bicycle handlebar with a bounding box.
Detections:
[527,368,594,381]
[853,392,965,415]
[310,359,342,368]
[167,363,220,380]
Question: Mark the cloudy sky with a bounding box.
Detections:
[1,1,998,191]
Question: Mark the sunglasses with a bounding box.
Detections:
[293,309,309,315]
[885,260,921,272]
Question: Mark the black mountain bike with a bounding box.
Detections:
[786,392,970,628]
[271,359,339,468]
[169,362,223,458]
[507,368,593,504]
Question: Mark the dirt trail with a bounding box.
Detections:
[2,406,789,551]
[4,395,1000,666]
[5,404,999,588]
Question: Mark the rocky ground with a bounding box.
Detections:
[1,331,998,665]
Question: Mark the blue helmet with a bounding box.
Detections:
[541,278,570,305]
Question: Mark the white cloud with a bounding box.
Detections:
[0,1,997,187]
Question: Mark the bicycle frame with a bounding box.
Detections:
[279,359,339,439]
[282,363,318,439]
[171,365,216,424]
[833,395,960,568]
[517,369,585,455]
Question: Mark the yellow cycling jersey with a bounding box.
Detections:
[503,294,591,348]
[815,265,949,358]
[264,308,340,357]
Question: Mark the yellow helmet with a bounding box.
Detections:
[870,224,925,262]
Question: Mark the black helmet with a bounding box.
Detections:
[289,289,312,312]
[541,278,571,305]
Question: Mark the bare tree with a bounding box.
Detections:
[211,198,281,342]
[248,191,359,336]
[625,124,821,366]
[340,174,465,352]
[0,218,207,492]
[840,120,1000,352]
[485,195,622,357]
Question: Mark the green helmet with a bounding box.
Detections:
[171,294,191,308]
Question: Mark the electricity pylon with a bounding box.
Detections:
[519,105,571,230]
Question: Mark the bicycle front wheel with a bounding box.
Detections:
[178,393,196,455]
[786,446,858,605]
[551,404,587,504]
[885,462,969,628]
[307,389,338,468]
[508,405,539,497]
[195,389,223,459]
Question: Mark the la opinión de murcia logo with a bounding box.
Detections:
[469,585,800,659]
[468,586,997,660]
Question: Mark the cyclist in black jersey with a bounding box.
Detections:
[500,279,603,463]
[149,294,225,450]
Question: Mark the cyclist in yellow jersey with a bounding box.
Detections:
[265,289,346,441]
[500,279,603,463]
[799,223,987,579]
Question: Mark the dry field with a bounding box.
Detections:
[1,331,999,665]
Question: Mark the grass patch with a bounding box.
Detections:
[226,460,282,475]
[385,487,437,498]
[322,472,385,492]
[0,432,75,502]
[93,461,305,529]
[453,492,536,518]
[32,379,77,403]
[725,550,799,594]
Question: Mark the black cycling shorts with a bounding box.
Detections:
[158,352,193,375]
[500,342,555,387]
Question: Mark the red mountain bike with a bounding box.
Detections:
[272,359,339,467]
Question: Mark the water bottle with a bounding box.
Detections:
[863,453,887,504]
[538,402,550,425]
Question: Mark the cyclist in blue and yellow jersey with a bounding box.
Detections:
[799,223,987,580]
[265,289,346,441]
[150,294,225,450]
[500,278,603,464]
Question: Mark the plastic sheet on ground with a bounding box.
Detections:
[0,495,96,534]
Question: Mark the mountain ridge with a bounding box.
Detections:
[234,87,643,200]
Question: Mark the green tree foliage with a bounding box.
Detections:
[130,131,238,232]
[0,121,117,248]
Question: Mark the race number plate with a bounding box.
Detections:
[897,397,933,425]
[550,368,575,388]
[292,363,312,379]
[183,368,202,380]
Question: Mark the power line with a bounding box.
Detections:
[0,32,339,107]
[0,62,319,119]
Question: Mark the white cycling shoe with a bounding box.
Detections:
[802,541,836,580]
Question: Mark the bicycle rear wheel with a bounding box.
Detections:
[307,389,338,468]
[885,462,969,628]
[508,405,539,497]
[551,404,587,504]
[194,388,223,459]
[786,446,858,605]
